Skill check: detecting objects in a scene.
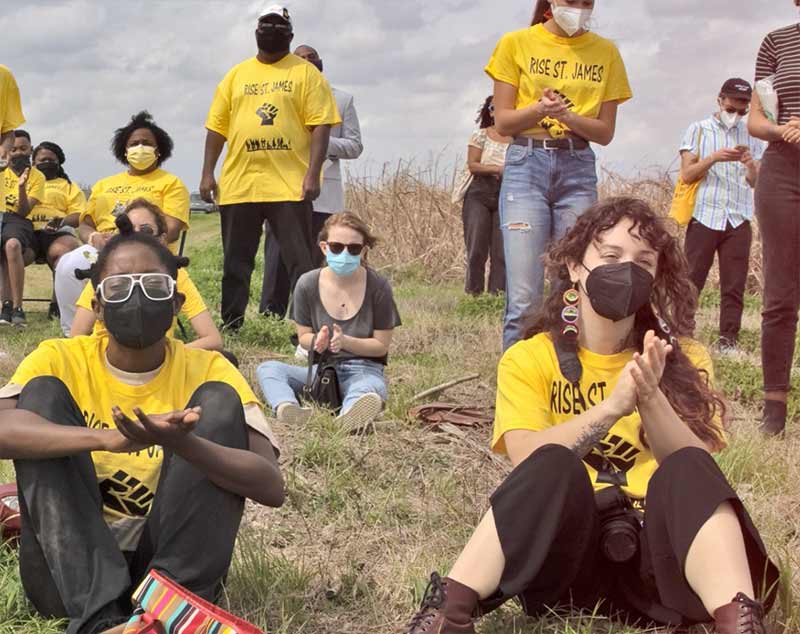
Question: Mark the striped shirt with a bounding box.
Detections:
[679,116,765,230]
[756,24,800,125]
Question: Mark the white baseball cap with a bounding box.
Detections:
[258,4,292,26]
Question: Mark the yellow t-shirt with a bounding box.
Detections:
[8,336,260,524]
[0,66,25,213]
[3,166,45,214]
[485,24,632,138]
[205,55,342,204]
[492,333,719,504]
[28,177,86,231]
[76,268,208,338]
[81,169,190,252]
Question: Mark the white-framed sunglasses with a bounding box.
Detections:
[96,273,176,304]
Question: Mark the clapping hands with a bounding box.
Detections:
[314,324,345,354]
[606,330,672,419]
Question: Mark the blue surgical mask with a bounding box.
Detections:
[326,248,361,276]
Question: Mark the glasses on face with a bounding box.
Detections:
[326,242,365,256]
[488,103,495,113]
[97,273,176,304]
[135,224,156,236]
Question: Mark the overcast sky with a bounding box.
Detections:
[2,1,798,190]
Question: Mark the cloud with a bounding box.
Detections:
[2,1,797,192]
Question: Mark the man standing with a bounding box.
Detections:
[260,44,364,318]
[679,78,764,352]
[201,4,341,331]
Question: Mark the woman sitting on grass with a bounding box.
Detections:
[71,197,224,352]
[0,230,283,634]
[404,197,777,634]
[256,212,401,432]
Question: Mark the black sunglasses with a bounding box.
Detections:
[723,106,749,116]
[327,242,364,256]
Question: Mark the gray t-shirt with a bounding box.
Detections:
[291,268,402,364]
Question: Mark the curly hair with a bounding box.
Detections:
[475,95,494,129]
[525,196,727,451]
[111,111,173,166]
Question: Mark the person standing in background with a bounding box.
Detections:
[679,79,763,353]
[487,0,632,350]
[0,65,25,214]
[0,130,45,327]
[460,95,511,297]
[260,44,363,319]
[201,5,341,332]
[748,0,800,437]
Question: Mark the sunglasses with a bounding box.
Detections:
[326,242,365,256]
[257,22,292,32]
[97,273,175,304]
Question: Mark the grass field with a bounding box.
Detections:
[0,212,797,634]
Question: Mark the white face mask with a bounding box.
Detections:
[551,5,593,36]
[719,110,742,129]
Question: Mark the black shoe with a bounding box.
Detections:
[48,301,60,320]
[0,301,11,326]
[11,307,26,328]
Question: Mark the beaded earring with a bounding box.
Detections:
[561,287,580,340]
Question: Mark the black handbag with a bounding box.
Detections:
[301,335,342,413]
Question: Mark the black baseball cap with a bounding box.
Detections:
[720,78,753,100]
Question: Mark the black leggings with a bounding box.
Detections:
[481,445,778,627]
[14,377,249,634]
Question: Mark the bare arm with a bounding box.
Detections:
[184,310,223,351]
[62,212,80,228]
[199,129,226,203]
[504,400,622,468]
[467,145,503,177]
[302,125,332,201]
[339,329,393,358]
[171,429,284,507]
[636,390,709,463]
[557,100,620,146]
[748,92,786,142]
[493,80,546,137]
[163,216,185,245]
[0,407,129,459]
[78,215,97,244]
[70,307,97,337]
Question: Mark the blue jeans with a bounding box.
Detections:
[256,358,388,414]
[500,142,598,350]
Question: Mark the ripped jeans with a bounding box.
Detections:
[499,142,598,350]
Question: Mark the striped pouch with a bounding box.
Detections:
[122,570,263,634]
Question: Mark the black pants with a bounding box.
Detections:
[14,377,248,634]
[260,210,328,318]
[462,176,505,295]
[219,201,314,329]
[482,445,778,627]
[755,142,800,392]
[684,219,752,345]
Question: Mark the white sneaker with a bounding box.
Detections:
[336,393,383,434]
[276,402,313,426]
[294,344,309,361]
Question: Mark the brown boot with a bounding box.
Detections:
[403,572,478,634]
[713,593,766,634]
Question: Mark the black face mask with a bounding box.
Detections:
[36,160,61,180]
[583,262,654,322]
[102,286,175,350]
[10,154,31,176]
[256,29,292,54]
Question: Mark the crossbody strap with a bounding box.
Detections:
[307,335,316,386]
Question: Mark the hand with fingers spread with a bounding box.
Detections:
[112,406,201,450]
[17,167,29,189]
[630,330,673,405]
[314,325,331,353]
[330,324,344,354]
